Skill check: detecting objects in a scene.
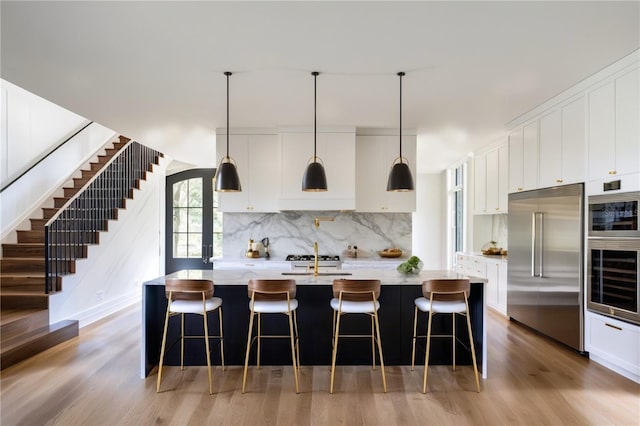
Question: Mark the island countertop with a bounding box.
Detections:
[144,268,483,286]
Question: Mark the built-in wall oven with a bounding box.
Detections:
[587,191,640,325]
[588,191,639,238]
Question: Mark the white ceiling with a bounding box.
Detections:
[2,1,638,173]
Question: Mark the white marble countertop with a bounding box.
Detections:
[461,252,508,263]
[144,268,487,286]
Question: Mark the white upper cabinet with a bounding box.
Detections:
[538,109,563,188]
[473,153,487,214]
[561,97,586,184]
[216,131,280,212]
[508,122,538,193]
[588,68,640,181]
[279,128,356,210]
[355,131,416,212]
[508,128,524,193]
[522,121,539,191]
[475,139,508,214]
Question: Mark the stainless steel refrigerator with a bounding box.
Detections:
[507,183,584,352]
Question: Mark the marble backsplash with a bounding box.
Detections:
[223,211,412,260]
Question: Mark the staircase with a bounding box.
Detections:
[0,136,162,369]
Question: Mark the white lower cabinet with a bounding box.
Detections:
[585,311,640,383]
[455,253,507,315]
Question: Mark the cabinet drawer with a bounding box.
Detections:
[588,314,640,372]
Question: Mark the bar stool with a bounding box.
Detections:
[330,279,386,394]
[411,278,480,393]
[156,278,224,394]
[242,279,299,393]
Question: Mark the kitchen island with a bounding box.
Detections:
[141,268,487,379]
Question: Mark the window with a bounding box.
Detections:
[448,162,466,268]
[172,178,203,258]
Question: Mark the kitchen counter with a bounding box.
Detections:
[141,268,487,379]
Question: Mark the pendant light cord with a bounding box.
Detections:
[312,71,319,161]
[225,71,232,159]
[398,71,404,164]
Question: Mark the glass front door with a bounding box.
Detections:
[165,169,222,273]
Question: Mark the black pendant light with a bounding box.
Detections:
[302,71,328,192]
[214,71,242,192]
[387,71,415,192]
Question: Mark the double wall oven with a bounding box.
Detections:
[587,191,640,325]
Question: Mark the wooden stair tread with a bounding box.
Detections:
[0,319,79,370]
[0,290,48,297]
[0,309,46,327]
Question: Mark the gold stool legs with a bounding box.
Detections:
[202,305,213,395]
[411,305,418,371]
[422,308,434,394]
[219,307,225,371]
[372,309,387,393]
[242,305,256,393]
[156,300,172,393]
[464,298,481,393]
[329,308,342,394]
[288,309,300,393]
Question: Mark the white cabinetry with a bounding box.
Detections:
[355,131,416,212]
[216,131,280,212]
[474,141,508,214]
[588,68,640,186]
[279,128,356,210]
[538,97,586,189]
[508,122,539,193]
[473,154,487,214]
[585,311,640,383]
[456,253,507,315]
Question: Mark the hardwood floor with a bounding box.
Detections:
[1,306,638,425]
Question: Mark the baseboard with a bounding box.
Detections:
[589,352,640,384]
[74,291,141,328]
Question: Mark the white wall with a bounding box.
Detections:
[412,172,446,269]
[49,158,167,327]
[1,79,89,185]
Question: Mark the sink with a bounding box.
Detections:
[281,272,353,276]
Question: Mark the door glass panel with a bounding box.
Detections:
[172,178,203,258]
[590,249,638,312]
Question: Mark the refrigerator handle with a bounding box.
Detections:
[531,212,544,277]
[531,212,537,277]
[538,212,544,278]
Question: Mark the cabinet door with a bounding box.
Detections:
[615,68,640,176]
[539,110,562,188]
[216,134,279,212]
[498,144,509,211]
[247,134,280,212]
[279,131,356,210]
[561,97,586,184]
[216,135,250,212]
[588,82,616,180]
[508,129,524,193]
[474,154,487,214]
[356,136,385,211]
[386,135,417,212]
[497,262,508,315]
[522,121,539,190]
[485,260,499,310]
[356,134,416,212]
[485,149,499,213]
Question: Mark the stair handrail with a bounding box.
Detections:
[44,140,163,293]
[1,121,94,193]
[43,138,134,226]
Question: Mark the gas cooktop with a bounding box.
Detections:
[286,254,341,262]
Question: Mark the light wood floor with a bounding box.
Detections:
[1,307,638,426]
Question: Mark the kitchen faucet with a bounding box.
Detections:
[311,217,335,276]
